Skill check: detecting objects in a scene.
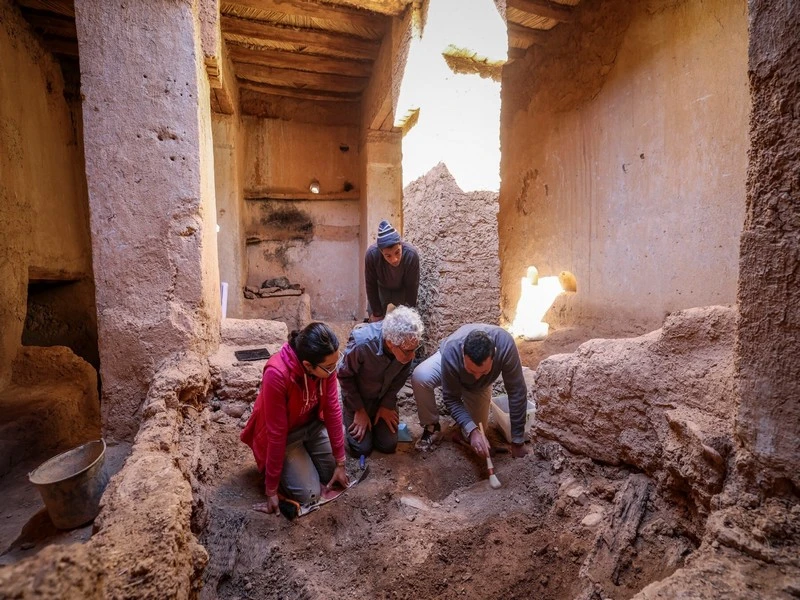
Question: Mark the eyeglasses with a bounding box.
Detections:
[397,342,420,355]
[316,351,344,375]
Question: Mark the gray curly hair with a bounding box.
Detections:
[382,306,424,346]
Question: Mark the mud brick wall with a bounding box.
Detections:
[403,163,501,354]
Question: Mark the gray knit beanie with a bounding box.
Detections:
[376,220,401,249]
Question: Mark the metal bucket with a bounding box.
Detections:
[28,439,109,529]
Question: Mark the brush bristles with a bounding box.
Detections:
[488,474,502,489]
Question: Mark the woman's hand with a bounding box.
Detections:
[326,464,349,491]
[348,408,372,442]
[374,407,399,433]
[253,494,280,515]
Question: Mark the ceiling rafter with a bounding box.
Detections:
[239,80,360,102]
[235,62,369,93]
[228,44,372,77]
[301,0,412,17]
[16,0,74,18]
[507,0,575,23]
[508,23,550,49]
[221,15,381,60]
[222,0,388,34]
[19,9,77,40]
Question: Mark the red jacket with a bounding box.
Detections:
[240,343,346,496]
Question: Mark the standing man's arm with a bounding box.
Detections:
[405,248,420,308]
[365,250,383,318]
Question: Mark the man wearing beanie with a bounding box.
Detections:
[364,220,420,321]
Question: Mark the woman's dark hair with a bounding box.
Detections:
[463,330,495,365]
[288,322,339,366]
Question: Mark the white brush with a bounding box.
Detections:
[479,423,502,489]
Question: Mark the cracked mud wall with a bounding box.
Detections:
[735,0,800,495]
[499,0,749,333]
[75,0,221,441]
[0,0,93,388]
[0,353,210,598]
[242,117,361,320]
[404,164,501,354]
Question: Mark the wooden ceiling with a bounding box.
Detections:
[15,0,581,105]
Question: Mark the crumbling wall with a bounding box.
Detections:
[0,353,211,598]
[499,0,749,334]
[0,1,93,388]
[242,118,361,320]
[735,0,800,495]
[534,306,737,521]
[0,346,99,478]
[404,163,501,354]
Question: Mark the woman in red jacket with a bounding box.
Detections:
[241,322,348,514]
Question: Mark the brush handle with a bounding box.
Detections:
[478,423,494,471]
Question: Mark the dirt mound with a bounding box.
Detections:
[197,405,696,600]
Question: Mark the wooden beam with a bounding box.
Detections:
[223,0,387,34]
[508,23,550,49]
[228,44,372,77]
[16,0,74,18]
[21,10,77,41]
[310,0,412,16]
[44,36,79,56]
[507,0,575,23]
[221,15,380,60]
[235,62,368,93]
[238,80,359,102]
[245,188,359,201]
[368,91,393,130]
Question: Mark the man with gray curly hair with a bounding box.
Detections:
[338,306,424,456]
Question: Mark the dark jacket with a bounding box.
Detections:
[338,322,412,415]
[364,241,419,316]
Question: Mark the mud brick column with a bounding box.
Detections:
[359,130,403,315]
[75,0,220,441]
[735,0,800,493]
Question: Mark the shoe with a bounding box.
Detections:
[415,423,443,451]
